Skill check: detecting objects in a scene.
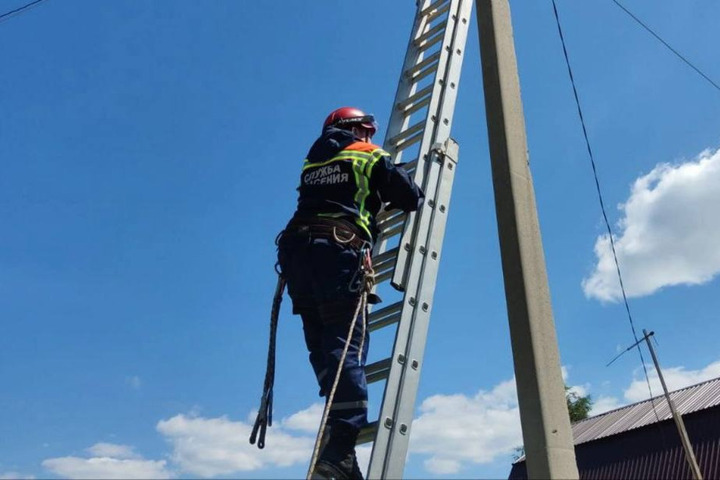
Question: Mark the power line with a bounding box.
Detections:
[611,0,720,93]
[0,0,48,23]
[549,0,661,421]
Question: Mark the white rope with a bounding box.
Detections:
[358,308,367,363]
[306,292,367,480]
[357,250,374,362]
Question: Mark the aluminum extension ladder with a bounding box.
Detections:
[358,0,473,478]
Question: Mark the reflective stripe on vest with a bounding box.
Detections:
[303,145,387,239]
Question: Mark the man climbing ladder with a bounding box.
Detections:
[273,107,423,479]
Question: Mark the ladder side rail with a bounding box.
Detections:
[380,140,459,479]
[381,0,435,165]
[374,0,456,288]
[366,142,446,478]
[423,1,471,160]
[395,0,459,194]
[391,0,471,291]
[362,2,471,476]
[357,0,446,460]
[373,0,438,262]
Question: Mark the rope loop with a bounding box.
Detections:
[332,227,356,245]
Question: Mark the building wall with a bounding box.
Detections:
[508,405,720,479]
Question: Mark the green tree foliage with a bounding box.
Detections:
[512,386,593,461]
[565,386,592,423]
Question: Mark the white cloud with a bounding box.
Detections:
[589,396,623,415]
[624,360,720,403]
[42,456,170,480]
[585,359,720,416]
[156,412,316,478]
[0,473,34,480]
[583,146,720,301]
[281,403,323,433]
[355,445,372,475]
[408,378,522,474]
[86,442,139,460]
[424,457,462,475]
[567,384,589,399]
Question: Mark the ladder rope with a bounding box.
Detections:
[306,292,367,480]
[357,249,375,361]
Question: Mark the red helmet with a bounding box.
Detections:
[323,107,378,137]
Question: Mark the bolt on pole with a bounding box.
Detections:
[475,0,579,478]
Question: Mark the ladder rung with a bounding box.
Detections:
[413,22,446,49]
[373,251,398,281]
[368,301,403,331]
[377,225,404,248]
[393,131,424,153]
[372,246,399,271]
[396,84,433,112]
[374,269,393,284]
[388,120,425,148]
[366,357,392,384]
[357,421,378,445]
[376,207,405,225]
[404,95,432,117]
[377,211,406,236]
[420,0,450,20]
[376,206,401,223]
[416,29,444,54]
[404,51,441,81]
[403,158,419,174]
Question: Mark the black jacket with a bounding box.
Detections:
[291,127,424,241]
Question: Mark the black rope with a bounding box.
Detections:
[610,0,720,94]
[249,275,285,449]
[550,0,661,423]
[0,0,47,23]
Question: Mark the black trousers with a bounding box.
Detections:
[277,233,369,433]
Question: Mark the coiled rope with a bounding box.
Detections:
[249,276,286,449]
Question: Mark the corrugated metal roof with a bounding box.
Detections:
[509,403,720,480]
[573,376,720,445]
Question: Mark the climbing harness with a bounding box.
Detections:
[307,246,375,480]
[250,227,375,479]
[332,226,356,245]
[249,275,286,449]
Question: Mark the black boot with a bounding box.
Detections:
[313,454,359,480]
[312,423,363,480]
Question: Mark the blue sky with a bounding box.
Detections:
[1,1,719,478]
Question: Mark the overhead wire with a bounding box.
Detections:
[549,0,662,423]
[0,0,48,23]
[610,0,720,94]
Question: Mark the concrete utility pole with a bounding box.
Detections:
[475,1,579,478]
[643,330,703,480]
